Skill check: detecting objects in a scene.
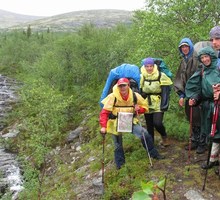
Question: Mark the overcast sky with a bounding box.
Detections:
[0,0,146,16]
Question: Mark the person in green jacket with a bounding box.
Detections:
[185,46,220,171]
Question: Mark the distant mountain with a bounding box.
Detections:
[0,9,134,32]
[0,9,45,29]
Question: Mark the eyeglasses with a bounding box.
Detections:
[118,84,127,87]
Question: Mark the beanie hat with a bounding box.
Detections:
[209,26,220,39]
[143,57,154,65]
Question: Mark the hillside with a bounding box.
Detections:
[0,9,45,29]
[0,9,134,32]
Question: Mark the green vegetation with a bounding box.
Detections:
[0,0,219,199]
[132,177,167,200]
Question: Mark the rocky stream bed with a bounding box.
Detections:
[0,75,23,199]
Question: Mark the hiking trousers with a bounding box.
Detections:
[112,124,158,169]
[144,112,167,143]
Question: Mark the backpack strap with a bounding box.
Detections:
[158,71,162,83]
[113,91,137,106]
[144,71,162,84]
[109,92,137,119]
[133,92,137,105]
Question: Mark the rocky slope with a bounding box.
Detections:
[0,9,44,29]
[0,9,133,32]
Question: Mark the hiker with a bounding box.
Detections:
[174,38,203,153]
[139,57,172,147]
[209,25,220,67]
[99,77,164,169]
[185,46,220,170]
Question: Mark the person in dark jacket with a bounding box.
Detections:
[185,47,220,171]
[174,38,203,153]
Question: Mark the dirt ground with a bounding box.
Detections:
[47,134,220,200]
[152,137,220,200]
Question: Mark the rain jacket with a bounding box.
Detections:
[100,85,148,135]
[140,64,172,113]
[174,38,200,98]
[174,37,201,126]
[185,46,220,139]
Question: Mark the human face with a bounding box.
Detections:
[200,55,211,66]
[211,38,220,50]
[145,64,154,74]
[180,45,190,56]
[118,84,129,95]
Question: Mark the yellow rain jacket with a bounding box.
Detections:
[101,85,148,135]
[140,65,172,113]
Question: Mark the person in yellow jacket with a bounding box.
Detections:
[140,57,173,147]
[100,78,164,169]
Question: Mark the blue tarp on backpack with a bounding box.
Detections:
[141,58,173,79]
[99,63,140,108]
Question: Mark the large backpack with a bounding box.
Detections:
[140,58,172,111]
[194,41,214,56]
[141,58,173,79]
[99,63,140,108]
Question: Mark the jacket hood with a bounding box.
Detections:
[178,38,194,59]
[197,46,217,69]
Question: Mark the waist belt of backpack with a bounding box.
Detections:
[108,112,136,119]
[109,113,117,119]
[146,93,161,105]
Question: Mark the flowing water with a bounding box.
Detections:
[0,75,23,199]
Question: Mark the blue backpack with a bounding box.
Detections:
[99,63,140,108]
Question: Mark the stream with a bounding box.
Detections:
[0,75,23,199]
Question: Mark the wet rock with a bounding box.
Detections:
[66,127,83,143]
[1,129,19,138]
[184,189,206,200]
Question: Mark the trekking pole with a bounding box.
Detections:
[101,132,106,195]
[202,140,212,191]
[136,111,153,167]
[187,106,193,170]
[202,99,220,191]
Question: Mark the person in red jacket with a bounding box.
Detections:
[99,78,164,169]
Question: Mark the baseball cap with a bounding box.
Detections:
[117,78,130,86]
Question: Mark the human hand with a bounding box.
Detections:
[189,99,196,106]
[213,84,220,100]
[179,98,184,107]
[100,127,106,135]
[214,91,220,101]
[212,83,220,92]
[134,104,140,112]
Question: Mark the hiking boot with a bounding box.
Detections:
[201,161,219,169]
[160,137,170,147]
[153,154,165,160]
[184,142,198,150]
[196,145,206,154]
